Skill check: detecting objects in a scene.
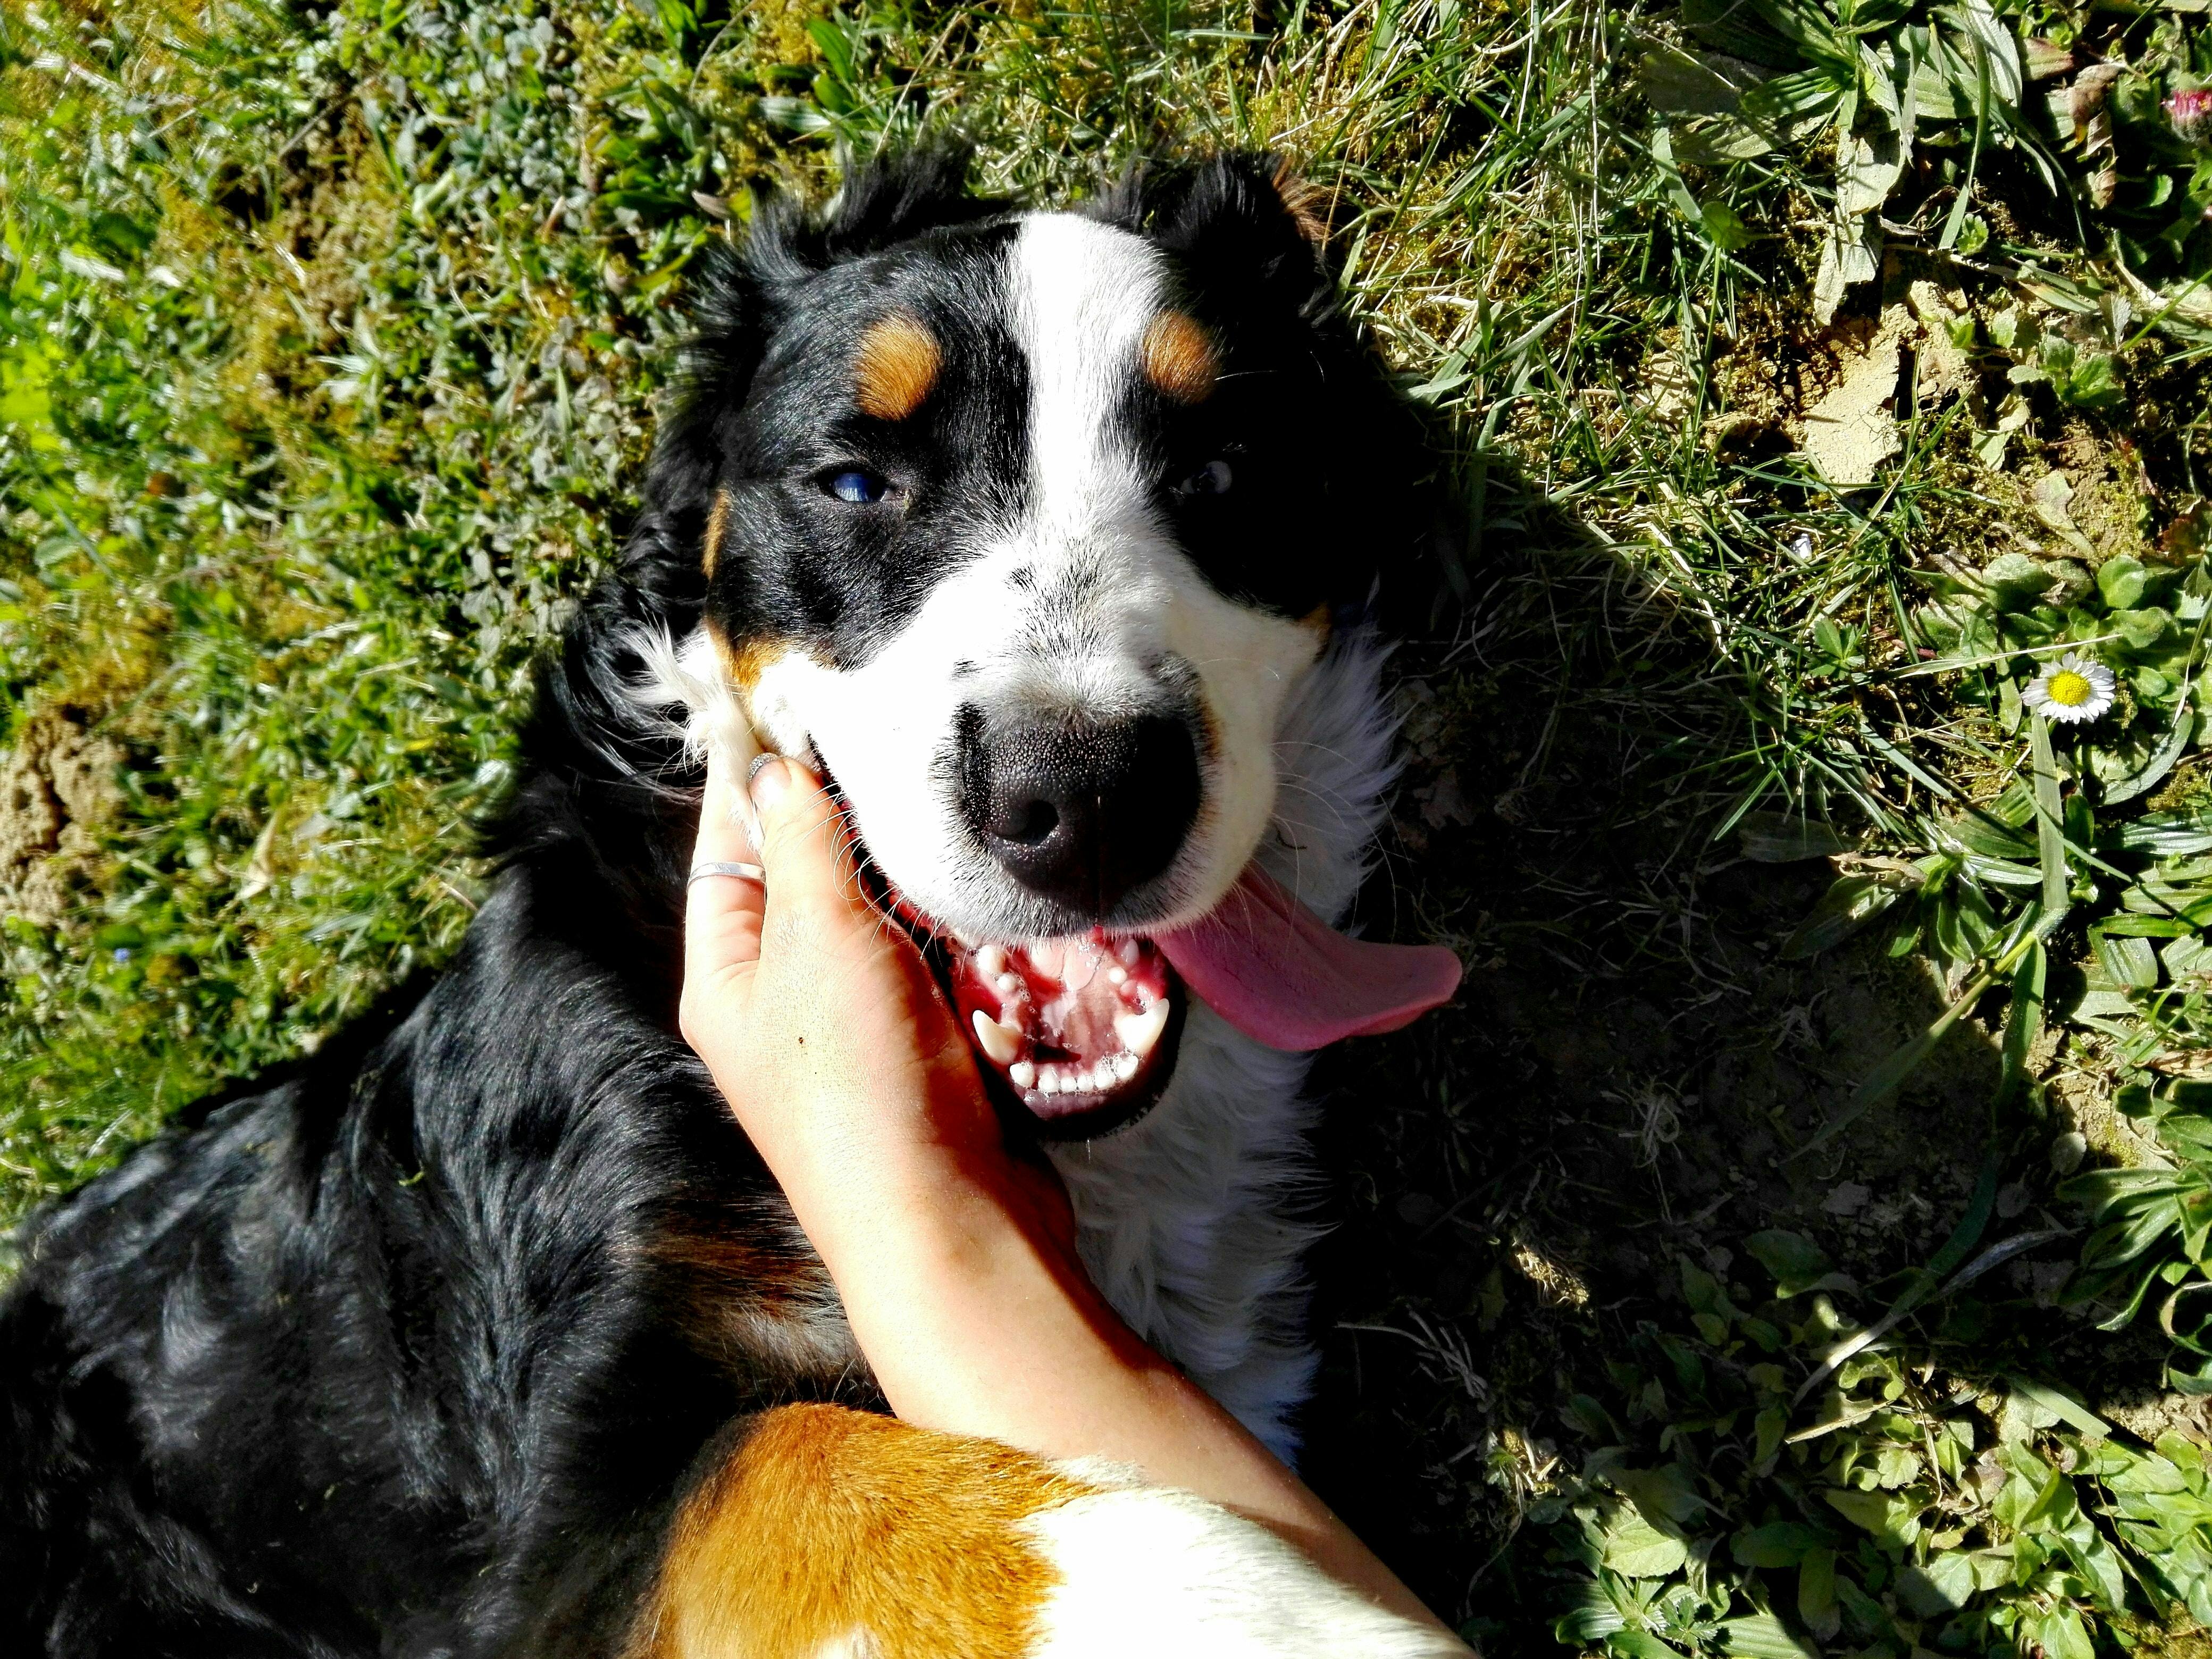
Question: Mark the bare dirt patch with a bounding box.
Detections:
[0,708,123,930]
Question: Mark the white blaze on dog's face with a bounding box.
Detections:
[681,161,1405,1134]
[745,215,1321,943]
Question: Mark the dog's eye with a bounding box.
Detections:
[826,470,888,505]
[1172,460,1233,499]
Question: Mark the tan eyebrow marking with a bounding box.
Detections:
[853,312,941,421]
[702,486,733,577]
[1141,311,1218,404]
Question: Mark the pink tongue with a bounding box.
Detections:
[1156,868,1462,1052]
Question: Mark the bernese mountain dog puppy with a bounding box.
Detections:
[1,148,1463,1658]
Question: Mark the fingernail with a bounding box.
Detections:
[749,754,791,812]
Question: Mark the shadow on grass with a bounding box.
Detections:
[1288,454,2175,1640]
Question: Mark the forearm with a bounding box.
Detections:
[799,1176,1465,1642]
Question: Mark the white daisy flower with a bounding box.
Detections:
[2022,653,2117,724]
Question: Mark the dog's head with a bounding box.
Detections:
[640,149,1452,1136]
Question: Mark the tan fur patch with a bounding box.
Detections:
[702,488,733,577]
[854,312,941,421]
[703,623,792,696]
[1271,158,1331,247]
[650,1227,859,1383]
[634,1404,1096,1659]
[1141,311,1219,404]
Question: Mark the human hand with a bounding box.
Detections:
[678,751,1074,1264]
[678,752,1464,1645]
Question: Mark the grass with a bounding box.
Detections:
[5,0,2212,1653]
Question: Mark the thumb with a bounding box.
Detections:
[678,748,768,1050]
[748,756,887,951]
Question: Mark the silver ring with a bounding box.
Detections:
[688,861,766,887]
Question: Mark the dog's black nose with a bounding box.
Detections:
[958,712,1201,916]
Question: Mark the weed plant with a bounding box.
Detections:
[5,0,2212,1653]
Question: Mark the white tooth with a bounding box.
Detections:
[1119,940,1141,966]
[1037,1069,1061,1095]
[1009,1060,1036,1090]
[1106,965,1127,986]
[971,1010,1024,1066]
[995,972,1023,996]
[1113,1051,1140,1082]
[1115,1002,1169,1055]
[1068,1068,1094,1095]
[976,943,1008,977]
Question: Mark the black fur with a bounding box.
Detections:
[0,149,1427,1657]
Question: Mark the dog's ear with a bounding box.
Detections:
[751,141,1007,278]
[818,142,1007,257]
[626,145,1004,591]
[1094,153,1333,317]
[623,240,767,597]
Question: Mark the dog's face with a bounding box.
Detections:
[661,156,1412,1136]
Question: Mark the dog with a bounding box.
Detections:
[1,148,1463,1658]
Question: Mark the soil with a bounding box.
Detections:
[0,707,123,930]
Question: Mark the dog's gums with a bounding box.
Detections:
[945,933,1180,1130]
[876,873,1186,1137]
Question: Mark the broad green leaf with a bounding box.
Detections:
[1822,1485,1922,1549]
[2055,350,2124,410]
[2062,1520,2129,1612]
[2165,933,2212,977]
[1953,808,2035,859]
[1982,551,2053,607]
[1671,115,1783,163]
[1731,1522,1825,1568]
[1683,0,1805,68]
[2099,555,2150,611]
[1895,1549,1975,1615]
[1555,1577,1630,1641]
[1717,1611,1818,1659]
[1613,1464,1710,1528]
[1943,0,2022,103]
[2116,606,2176,649]
[1813,207,1880,326]
[1797,1547,1840,1640]
[2023,1603,2095,1659]
[1607,1630,1683,1659]
[1638,42,1757,115]
[2093,928,2161,988]
[1603,1505,1690,1580]
[1746,1230,1832,1296]
[2006,1376,2113,1440]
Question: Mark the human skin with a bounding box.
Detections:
[679,751,1467,1644]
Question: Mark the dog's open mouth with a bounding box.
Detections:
[885,863,1465,1142]
[941,931,1185,1137]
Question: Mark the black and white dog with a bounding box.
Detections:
[2,149,1461,1658]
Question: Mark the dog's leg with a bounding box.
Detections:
[629,1404,1461,1659]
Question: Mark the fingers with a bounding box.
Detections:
[747,756,887,951]
[680,750,767,1045]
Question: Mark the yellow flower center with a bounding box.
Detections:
[2047,670,2093,707]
